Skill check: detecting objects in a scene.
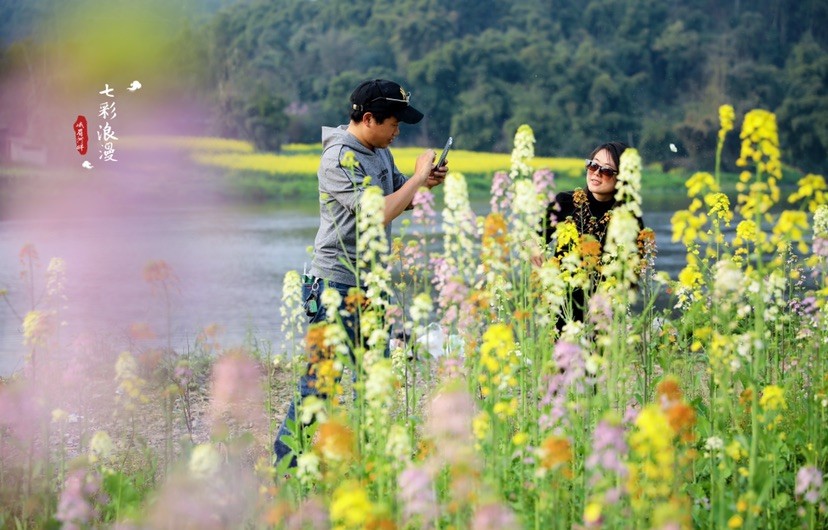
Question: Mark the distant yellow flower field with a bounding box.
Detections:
[169,138,584,177]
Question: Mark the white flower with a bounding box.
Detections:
[89,431,114,463]
[511,178,545,261]
[410,292,433,324]
[615,148,642,217]
[442,172,479,277]
[602,209,641,293]
[296,452,321,486]
[713,259,743,300]
[509,125,535,180]
[320,286,343,322]
[385,424,412,464]
[358,186,388,267]
[300,396,327,425]
[814,204,828,237]
[704,436,724,452]
[189,443,222,478]
[280,271,305,353]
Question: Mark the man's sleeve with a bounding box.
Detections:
[391,162,408,191]
[320,146,367,213]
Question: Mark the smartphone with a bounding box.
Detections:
[434,136,453,170]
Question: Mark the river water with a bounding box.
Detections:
[0,198,684,375]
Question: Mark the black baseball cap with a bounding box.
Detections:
[350,79,424,124]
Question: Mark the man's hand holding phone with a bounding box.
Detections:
[426,136,451,189]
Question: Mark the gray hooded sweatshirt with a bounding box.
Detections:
[309,125,408,286]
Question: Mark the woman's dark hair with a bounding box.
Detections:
[589,141,629,169]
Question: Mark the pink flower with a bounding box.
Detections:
[472,502,518,530]
[398,466,438,525]
[209,350,265,433]
[490,171,513,213]
[285,497,329,530]
[586,419,628,482]
[426,386,476,464]
[795,466,824,504]
[56,469,107,530]
[532,168,556,205]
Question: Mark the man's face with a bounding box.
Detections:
[366,115,400,149]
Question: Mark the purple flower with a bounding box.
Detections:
[472,502,518,530]
[56,469,107,530]
[795,466,824,504]
[813,237,828,257]
[285,497,329,530]
[586,419,628,479]
[532,168,556,205]
[398,466,438,525]
[490,171,513,213]
[413,188,437,227]
[588,293,613,333]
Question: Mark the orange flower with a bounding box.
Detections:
[315,418,355,462]
[539,435,572,476]
[666,402,696,442]
[305,323,334,363]
[656,377,683,404]
[580,236,602,269]
[344,289,367,314]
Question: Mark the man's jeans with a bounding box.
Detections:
[273,279,358,466]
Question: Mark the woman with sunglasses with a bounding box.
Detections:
[539,141,643,324]
[543,141,632,247]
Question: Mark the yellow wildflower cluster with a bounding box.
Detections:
[628,406,675,502]
[705,192,733,225]
[759,385,787,411]
[686,171,719,197]
[735,110,782,222]
[671,207,708,246]
[555,220,580,253]
[772,210,810,253]
[22,310,54,348]
[478,324,519,406]
[718,104,735,141]
[736,109,782,180]
[330,481,373,530]
[628,379,696,525]
[789,173,828,212]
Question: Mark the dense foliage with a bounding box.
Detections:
[0,0,826,171]
[193,0,828,173]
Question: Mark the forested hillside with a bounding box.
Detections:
[2,0,827,173]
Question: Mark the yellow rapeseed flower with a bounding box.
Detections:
[772,210,809,253]
[759,385,787,411]
[555,220,580,253]
[788,173,828,212]
[705,193,733,224]
[719,104,735,137]
[734,220,760,246]
[584,501,602,524]
[728,514,744,528]
[331,481,373,529]
[686,172,718,197]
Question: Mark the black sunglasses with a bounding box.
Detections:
[585,159,618,178]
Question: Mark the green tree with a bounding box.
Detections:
[777,34,828,173]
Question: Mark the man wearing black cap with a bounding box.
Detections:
[273,79,447,467]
